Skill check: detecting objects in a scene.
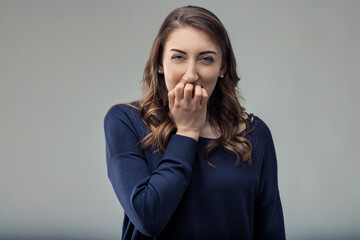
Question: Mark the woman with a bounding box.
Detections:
[104,5,286,240]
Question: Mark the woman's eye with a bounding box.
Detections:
[201,57,214,63]
[171,55,184,61]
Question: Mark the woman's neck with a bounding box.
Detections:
[199,114,248,139]
[199,123,220,139]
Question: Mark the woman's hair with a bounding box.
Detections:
[138,5,252,167]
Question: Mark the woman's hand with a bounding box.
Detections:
[168,82,208,141]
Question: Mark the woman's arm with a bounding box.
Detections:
[253,123,286,240]
[104,105,197,237]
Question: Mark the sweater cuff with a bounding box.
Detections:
[162,134,198,168]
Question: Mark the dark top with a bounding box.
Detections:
[104,103,286,240]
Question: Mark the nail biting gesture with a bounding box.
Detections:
[168,82,208,140]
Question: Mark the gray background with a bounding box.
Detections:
[1,0,359,239]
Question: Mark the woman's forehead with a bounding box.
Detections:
[163,26,220,54]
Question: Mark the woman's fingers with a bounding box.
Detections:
[193,85,202,105]
[168,89,175,109]
[183,83,194,105]
[200,88,208,107]
[174,82,185,104]
[171,82,207,110]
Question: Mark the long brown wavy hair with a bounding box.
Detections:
[136,5,252,167]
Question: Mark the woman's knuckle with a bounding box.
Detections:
[194,92,202,98]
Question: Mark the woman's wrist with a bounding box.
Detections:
[175,130,200,141]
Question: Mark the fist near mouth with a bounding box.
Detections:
[168,82,208,140]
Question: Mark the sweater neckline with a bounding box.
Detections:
[198,115,256,143]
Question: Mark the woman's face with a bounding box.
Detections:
[159,26,226,97]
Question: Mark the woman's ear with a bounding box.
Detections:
[220,65,227,76]
[158,65,164,73]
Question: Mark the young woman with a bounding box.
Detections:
[104,5,286,240]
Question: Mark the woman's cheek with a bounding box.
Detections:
[201,74,219,96]
[199,70,218,84]
[164,73,176,92]
[164,68,183,91]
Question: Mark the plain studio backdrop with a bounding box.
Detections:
[0,1,359,239]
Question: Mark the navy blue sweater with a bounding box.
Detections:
[104,103,286,240]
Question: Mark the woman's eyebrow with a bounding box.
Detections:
[170,49,187,54]
[169,49,217,55]
[199,50,217,55]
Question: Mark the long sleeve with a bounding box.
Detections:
[104,105,197,237]
[253,124,286,240]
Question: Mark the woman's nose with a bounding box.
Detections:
[183,62,198,83]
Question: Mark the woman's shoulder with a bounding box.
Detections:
[247,114,275,143]
[105,101,140,116]
[104,101,141,125]
[103,100,148,140]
